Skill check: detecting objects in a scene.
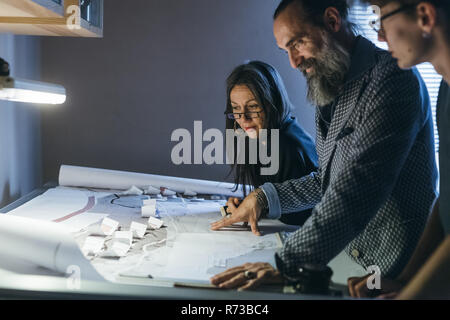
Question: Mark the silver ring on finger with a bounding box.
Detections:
[244,270,257,280]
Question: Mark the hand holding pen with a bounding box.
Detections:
[212,193,262,235]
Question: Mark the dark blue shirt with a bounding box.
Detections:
[262,116,318,225]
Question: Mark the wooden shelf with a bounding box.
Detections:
[0,0,102,38]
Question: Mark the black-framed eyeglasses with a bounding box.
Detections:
[225,111,262,120]
[370,3,417,35]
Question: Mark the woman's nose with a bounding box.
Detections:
[242,115,253,122]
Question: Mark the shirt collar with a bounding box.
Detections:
[344,36,378,84]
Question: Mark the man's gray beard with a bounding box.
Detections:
[300,35,351,107]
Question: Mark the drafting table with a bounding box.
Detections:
[0,184,347,300]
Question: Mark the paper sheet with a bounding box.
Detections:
[0,215,103,281]
[6,187,109,232]
[89,203,296,284]
[7,187,108,232]
[124,232,282,282]
[153,199,225,217]
[59,164,248,197]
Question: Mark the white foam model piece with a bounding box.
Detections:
[88,217,120,236]
[147,217,163,229]
[160,188,176,196]
[141,205,156,218]
[183,189,197,196]
[130,221,147,239]
[100,217,120,235]
[59,165,248,197]
[117,186,143,196]
[113,231,133,247]
[101,231,133,258]
[143,186,161,195]
[82,236,105,255]
[100,242,130,258]
[0,215,103,281]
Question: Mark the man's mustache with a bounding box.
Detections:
[298,58,318,76]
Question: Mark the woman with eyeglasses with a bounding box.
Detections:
[348,0,450,299]
[223,60,318,226]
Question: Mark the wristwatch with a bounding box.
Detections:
[254,188,269,218]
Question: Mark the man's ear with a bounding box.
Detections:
[323,7,342,33]
[416,2,437,34]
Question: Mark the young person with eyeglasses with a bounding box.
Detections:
[223,60,318,226]
[348,0,450,299]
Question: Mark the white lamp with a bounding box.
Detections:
[0,58,66,105]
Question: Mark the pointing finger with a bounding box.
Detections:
[210,267,245,285]
[211,216,239,230]
[249,219,261,236]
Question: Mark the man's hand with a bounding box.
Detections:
[211,192,262,236]
[210,262,283,291]
[347,275,404,298]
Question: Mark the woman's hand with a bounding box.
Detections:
[211,192,262,236]
[210,263,283,291]
[226,197,242,213]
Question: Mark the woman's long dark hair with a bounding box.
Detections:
[225,61,293,195]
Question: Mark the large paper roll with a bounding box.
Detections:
[0,214,103,281]
[59,165,248,197]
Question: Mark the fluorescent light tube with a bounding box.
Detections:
[0,77,66,105]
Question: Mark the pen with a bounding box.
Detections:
[220,205,230,217]
[220,203,240,217]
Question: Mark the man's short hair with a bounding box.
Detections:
[273,0,351,25]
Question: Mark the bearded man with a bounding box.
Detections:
[210,0,438,291]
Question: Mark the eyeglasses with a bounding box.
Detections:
[225,111,263,120]
[289,38,307,52]
[370,3,417,35]
[286,36,315,54]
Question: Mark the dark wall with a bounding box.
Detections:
[0,35,42,208]
[41,0,315,183]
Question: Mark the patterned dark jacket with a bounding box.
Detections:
[260,36,438,278]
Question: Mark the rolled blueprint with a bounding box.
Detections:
[59,165,248,197]
[0,214,103,281]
